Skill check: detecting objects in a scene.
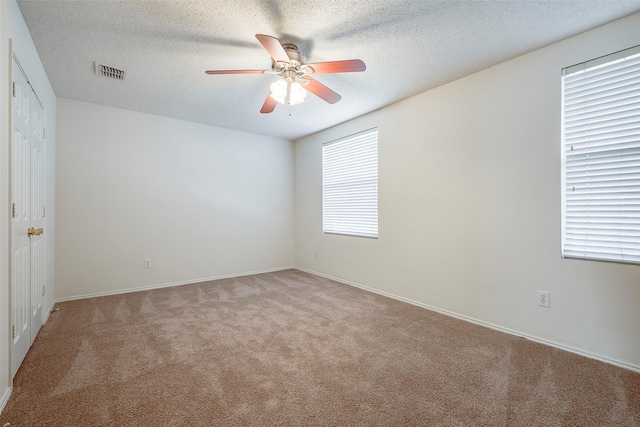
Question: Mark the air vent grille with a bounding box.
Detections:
[95,62,126,80]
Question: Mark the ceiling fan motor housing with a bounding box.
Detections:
[272,43,309,85]
[281,43,305,67]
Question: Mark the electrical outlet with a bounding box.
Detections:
[143,258,151,269]
[537,290,550,308]
[315,250,319,259]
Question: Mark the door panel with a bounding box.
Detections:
[11,57,31,377]
[30,95,45,342]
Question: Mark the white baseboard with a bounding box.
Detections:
[295,267,640,374]
[0,386,11,414]
[55,266,295,303]
[42,299,56,325]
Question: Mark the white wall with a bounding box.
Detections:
[295,12,640,370]
[0,0,56,409]
[55,99,294,299]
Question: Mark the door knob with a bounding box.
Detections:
[27,227,43,236]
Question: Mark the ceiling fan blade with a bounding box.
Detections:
[205,69,265,75]
[255,34,290,64]
[305,78,342,104]
[305,59,366,74]
[260,94,278,114]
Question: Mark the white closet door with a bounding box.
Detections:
[11,57,32,377]
[11,55,46,378]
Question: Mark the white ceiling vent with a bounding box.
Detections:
[95,62,126,80]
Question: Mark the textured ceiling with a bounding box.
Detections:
[17,0,640,140]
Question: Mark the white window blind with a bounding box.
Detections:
[561,45,640,264]
[323,128,378,238]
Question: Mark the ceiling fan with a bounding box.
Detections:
[205,34,366,114]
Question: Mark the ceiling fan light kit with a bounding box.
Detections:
[205,34,366,114]
[270,79,307,105]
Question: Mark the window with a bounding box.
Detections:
[322,128,378,238]
[561,45,640,264]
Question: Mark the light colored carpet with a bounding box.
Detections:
[1,269,639,426]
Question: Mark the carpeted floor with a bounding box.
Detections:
[1,269,639,426]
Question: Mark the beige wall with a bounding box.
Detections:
[55,99,294,299]
[295,12,640,370]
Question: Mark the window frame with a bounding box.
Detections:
[560,45,640,265]
[322,128,379,239]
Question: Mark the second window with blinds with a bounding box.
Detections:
[322,128,378,238]
[561,45,640,264]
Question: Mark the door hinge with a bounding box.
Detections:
[43,206,46,217]
[12,324,15,339]
[12,202,17,218]
[12,82,16,97]
[43,128,46,139]
[42,285,46,296]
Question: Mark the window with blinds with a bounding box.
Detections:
[322,128,378,238]
[561,45,640,264]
